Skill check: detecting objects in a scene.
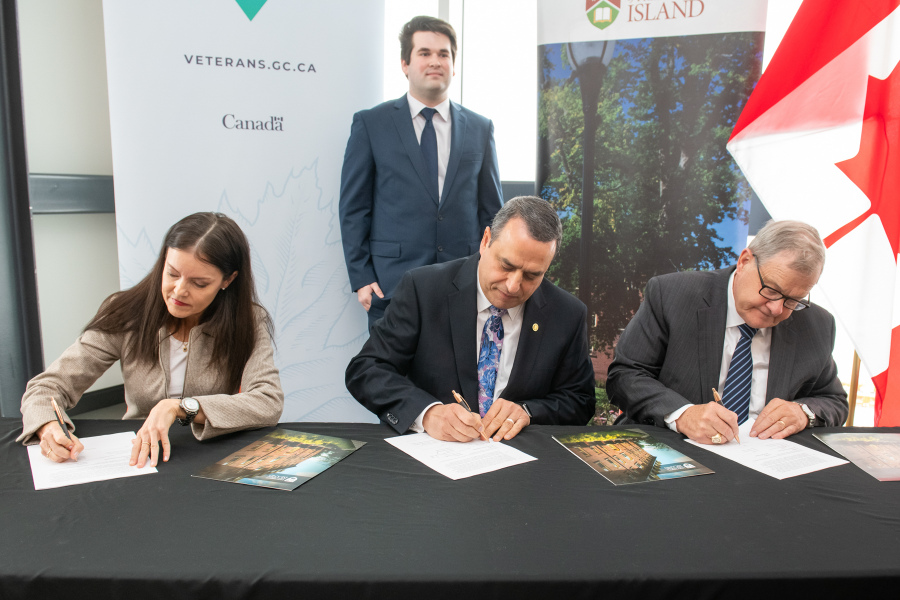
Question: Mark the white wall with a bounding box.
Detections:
[18,0,122,392]
[19,0,112,176]
[31,214,122,391]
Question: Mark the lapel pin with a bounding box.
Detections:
[532,323,539,332]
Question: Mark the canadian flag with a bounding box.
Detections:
[727,1,900,425]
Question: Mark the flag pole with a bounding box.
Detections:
[846,351,861,426]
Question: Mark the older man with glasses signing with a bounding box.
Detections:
[607,220,849,445]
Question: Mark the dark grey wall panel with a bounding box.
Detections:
[501,181,537,201]
[30,173,115,214]
[0,0,44,417]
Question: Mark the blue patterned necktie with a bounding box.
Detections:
[477,306,507,417]
[722,323,758,424]
[419,107,439,199]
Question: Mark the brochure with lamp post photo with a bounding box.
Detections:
[553,429,714,486]
[814,432,900,481]
[193,428,365,491]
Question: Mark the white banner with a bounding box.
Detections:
[538,0,768,44]
[102,0,383,423]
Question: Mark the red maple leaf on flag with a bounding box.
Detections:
[828,62,900,259]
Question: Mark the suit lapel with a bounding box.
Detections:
[500,284,547,399]
[391,96,440,205]
[698,269,731,403]
[449,256,480,406]
[767,318,796,402]
[441,101,467,205]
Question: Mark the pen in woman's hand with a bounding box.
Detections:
[50,397,73,441]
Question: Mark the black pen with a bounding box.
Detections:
[50,397,73,441]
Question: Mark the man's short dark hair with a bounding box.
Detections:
[399,16,457,65]
[490,196,562,248]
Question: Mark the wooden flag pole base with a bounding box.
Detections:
[846,351,861,426]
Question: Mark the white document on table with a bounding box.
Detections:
[28,431,157,490]
[686,420,847,480]
[385,433,537,480]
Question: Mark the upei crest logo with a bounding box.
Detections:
[586,0,621,30]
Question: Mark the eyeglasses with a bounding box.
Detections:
[755,258,810,311]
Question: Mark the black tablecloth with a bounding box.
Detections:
[2,418,898,599]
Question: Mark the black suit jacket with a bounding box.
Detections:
[607,267,848,428]
[345,255,596,433]
[339,95,503,300]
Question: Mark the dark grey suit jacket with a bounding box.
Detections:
[339,95,503,301]
[606,267,848,428]
[345,254,596,434]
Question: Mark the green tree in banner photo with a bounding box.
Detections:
[538,33,764,377]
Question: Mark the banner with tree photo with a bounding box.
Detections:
[537,0,768,423]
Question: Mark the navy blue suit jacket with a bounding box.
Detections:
[339,95,503,302]
[345,255,597,434]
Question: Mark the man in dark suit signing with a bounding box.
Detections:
[346,196,595,442]
[340,15,503,328]
[607,220,848,445]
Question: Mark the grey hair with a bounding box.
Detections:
[489,196,562,248]
[748,220,826,277]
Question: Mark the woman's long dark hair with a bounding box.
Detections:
[84,212,273,393]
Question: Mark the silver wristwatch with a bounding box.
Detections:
[177,397,200,426]
[797,403,815,428]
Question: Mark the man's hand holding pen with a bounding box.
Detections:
[422,403,486,442]
[422,393,531,443]
[675,402,740,445]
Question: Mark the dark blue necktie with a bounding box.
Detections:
[419,107,439,199]
[722,324,758,424]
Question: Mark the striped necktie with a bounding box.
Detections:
[722,323,758,424]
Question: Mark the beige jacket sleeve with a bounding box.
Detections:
[17,329,123,445]
[190,315,284,440]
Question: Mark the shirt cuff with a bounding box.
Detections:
[410,402,442,433]
[664,405,692,432]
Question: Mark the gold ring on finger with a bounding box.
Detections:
[141,441,151,446]
[505,418,514,424]
[777,420,786,428]
[711,433,723,444]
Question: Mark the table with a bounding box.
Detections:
[2,418,898,599]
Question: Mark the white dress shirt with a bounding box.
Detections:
[665,270,772,431]
[406,93,452,199]
[411,269,524,432]
[167,335,188,399]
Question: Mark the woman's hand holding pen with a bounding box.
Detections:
[482,399,530,442]
[36,420,83,463]
[422,403,485,442]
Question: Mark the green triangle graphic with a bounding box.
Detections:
[235,0,268,21]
